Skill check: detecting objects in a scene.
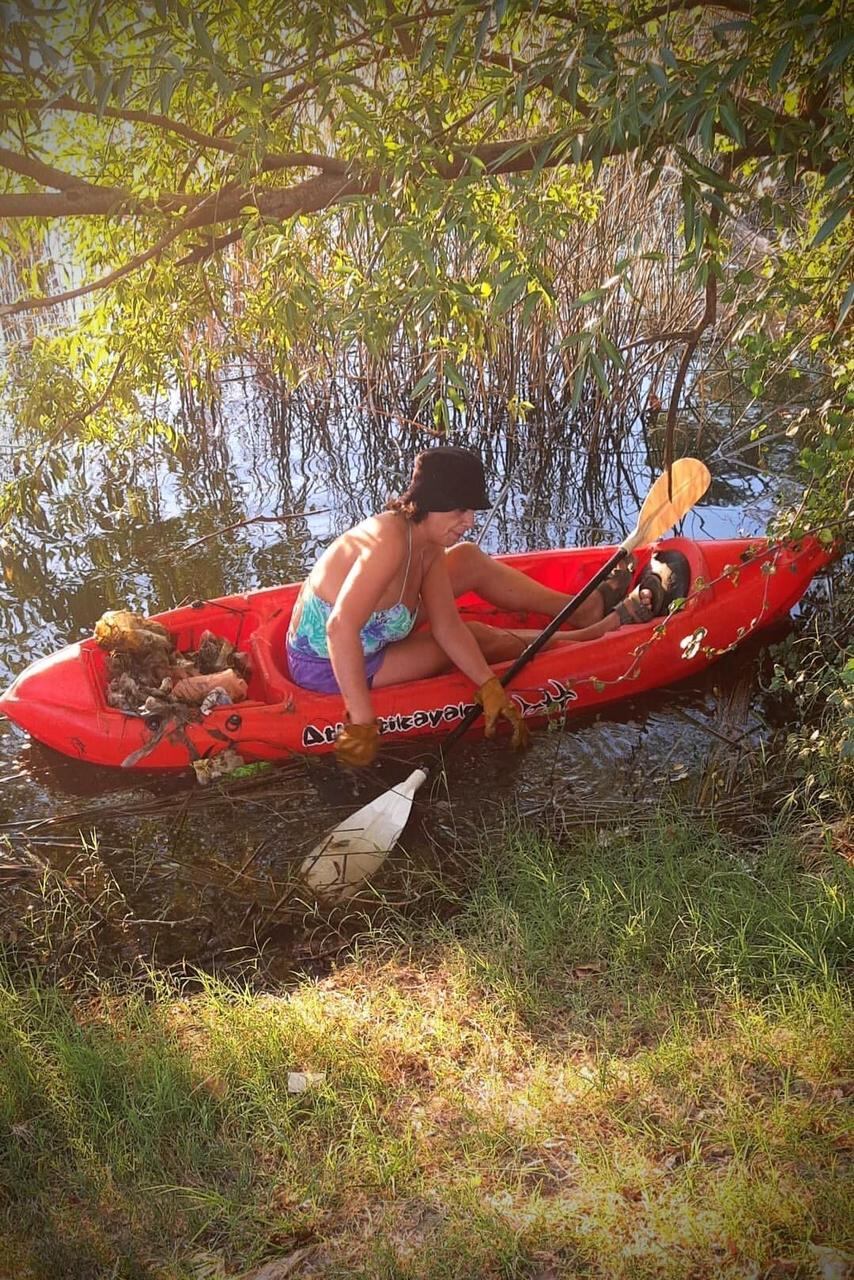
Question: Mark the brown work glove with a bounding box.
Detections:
[335,721,380,767]
[475,676,530,750]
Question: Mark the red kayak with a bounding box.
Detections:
[0,536,832,771]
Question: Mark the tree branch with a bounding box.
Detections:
[0,144,115,193]
[0,156,350,217]
[0,97,353,178]
[627,0,753,26]
[266,56,377,121]
[0,173,375,314]
[0,190,228,317]
[482,52,592,119]
[0,97,838,311]
[0,178,222,215]
[382,0,417,59]
[0,65,835,223]
[0,118,821,226]
[177,227,243,266]
[0,94,246,154]
[258,151,349,176]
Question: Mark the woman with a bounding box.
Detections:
[286,447,658,766]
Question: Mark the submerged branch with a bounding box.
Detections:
[663,200,723,482]
[169,509,331,557]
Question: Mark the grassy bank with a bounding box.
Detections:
[1,813,851,1280]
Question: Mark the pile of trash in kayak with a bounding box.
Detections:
[94,610,250,718]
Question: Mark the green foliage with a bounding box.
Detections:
[766,583,854,820]
[0,4,850,396]
[720,170,854,540]
[0,1,851,543]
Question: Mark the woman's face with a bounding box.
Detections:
[423,508,476,546]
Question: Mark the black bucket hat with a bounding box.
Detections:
[402,446,491,512]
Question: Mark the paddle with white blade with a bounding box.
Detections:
[299,458,711,899]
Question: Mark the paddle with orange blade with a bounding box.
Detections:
[300,458,711,899]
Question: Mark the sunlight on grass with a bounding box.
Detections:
[1,815,851,1278]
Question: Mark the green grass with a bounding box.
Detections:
[1,814,851,1279]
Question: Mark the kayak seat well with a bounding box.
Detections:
[248,538,710,703]
[251,606,305,702]
[629,537,709,618]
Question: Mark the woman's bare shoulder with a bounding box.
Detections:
[352,511,408,552]
[316,514,406,582]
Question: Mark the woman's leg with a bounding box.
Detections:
[444,542,614,628]
[371,611,625,689]
[507,615,621,645]
[372,621,527,688]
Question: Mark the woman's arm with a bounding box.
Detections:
[422,553,529,748]
[420,551,495,686]
[325,522,405,724]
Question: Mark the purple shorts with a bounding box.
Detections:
[286,639,385,694]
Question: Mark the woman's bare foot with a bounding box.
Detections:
[614,584,656,625]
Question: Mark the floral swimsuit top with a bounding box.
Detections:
[287,522,417,660]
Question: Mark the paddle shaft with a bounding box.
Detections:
[436,544,630,758]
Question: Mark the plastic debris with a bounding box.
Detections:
[172,669,247,705]
[191,748,245,785]
[287,1071,326,1094]
[230,761,274,780]
[237,1251,314,1280]
[809,1244,854,1280]
[191,757,274,785]
[94,609,251,718]
[200,687,233,716]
